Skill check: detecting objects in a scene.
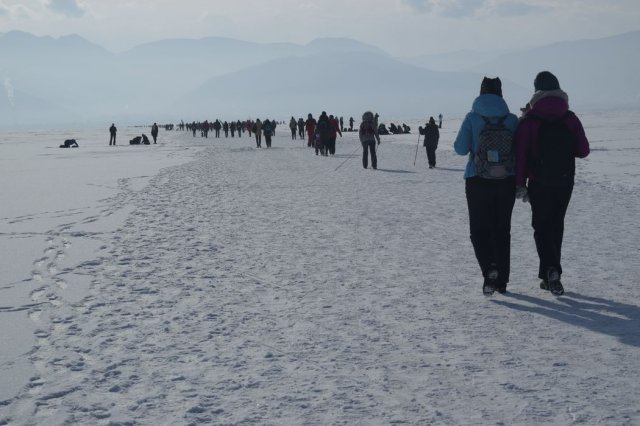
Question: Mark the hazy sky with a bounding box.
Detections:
[1,0,639,55]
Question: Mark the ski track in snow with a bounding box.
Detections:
[2,123,640,425]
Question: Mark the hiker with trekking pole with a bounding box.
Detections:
[423,116,440,168]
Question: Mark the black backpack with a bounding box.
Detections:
[474,116,515,179]
[317,118,331,138]
[530,112,576,184]
[360,120,375,138]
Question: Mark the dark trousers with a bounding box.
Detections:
[362,140,377,169]
[291,129,297,139]
[109,134,116,145]
[425,146,436,167]
[328,137,336,155]
[255,133,262,147]
[528,180,574,279]
[265,134,272,148]
[465,176,516,284]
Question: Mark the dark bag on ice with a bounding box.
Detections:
[529,111,576,185]
[129,136,142,145]
[474,115,515,179]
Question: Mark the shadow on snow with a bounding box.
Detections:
[375,168,416,174]
[492,291,640,347]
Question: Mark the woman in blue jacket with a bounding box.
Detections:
[454,77,519,295]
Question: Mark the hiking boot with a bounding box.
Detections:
[546,267,564,296]
[549,280,564,296]
[540,279,549,290]
[482,279,495,295]
[483,269,498,296]
[495,283,507,294]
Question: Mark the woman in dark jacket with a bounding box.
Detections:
[515,71,590,296]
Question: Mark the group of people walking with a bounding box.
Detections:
[300,112,344,156]
[454,71,589,296]
[250,119,277,148]
[177,119,278,139]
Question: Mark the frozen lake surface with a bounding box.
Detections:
[1,112,639,424]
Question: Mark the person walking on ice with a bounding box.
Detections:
[305,113,317,148]
[454,77,519,295]
[289,117,298,140]
[109,123,117,146]
[151,123,159,144]
[514,71,590,296]
[423,116,440,168]
[359,111,380,169]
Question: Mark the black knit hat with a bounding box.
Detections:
[534,71,560,91]
[480,77,502,97]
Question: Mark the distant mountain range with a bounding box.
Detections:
[401,31,640,109]
[174,52,528,119]
[0,30,638,128]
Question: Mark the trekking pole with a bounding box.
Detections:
[413,133,421,166]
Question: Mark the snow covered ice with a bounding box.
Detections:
[1,113,640,425]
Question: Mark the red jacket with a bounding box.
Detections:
[329,117,342,139]
[305,118,316,135]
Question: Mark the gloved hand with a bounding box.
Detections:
[515,186,529,203]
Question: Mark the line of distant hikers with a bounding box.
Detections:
[103,114,444,159]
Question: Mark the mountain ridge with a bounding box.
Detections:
[0,30,638,127]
